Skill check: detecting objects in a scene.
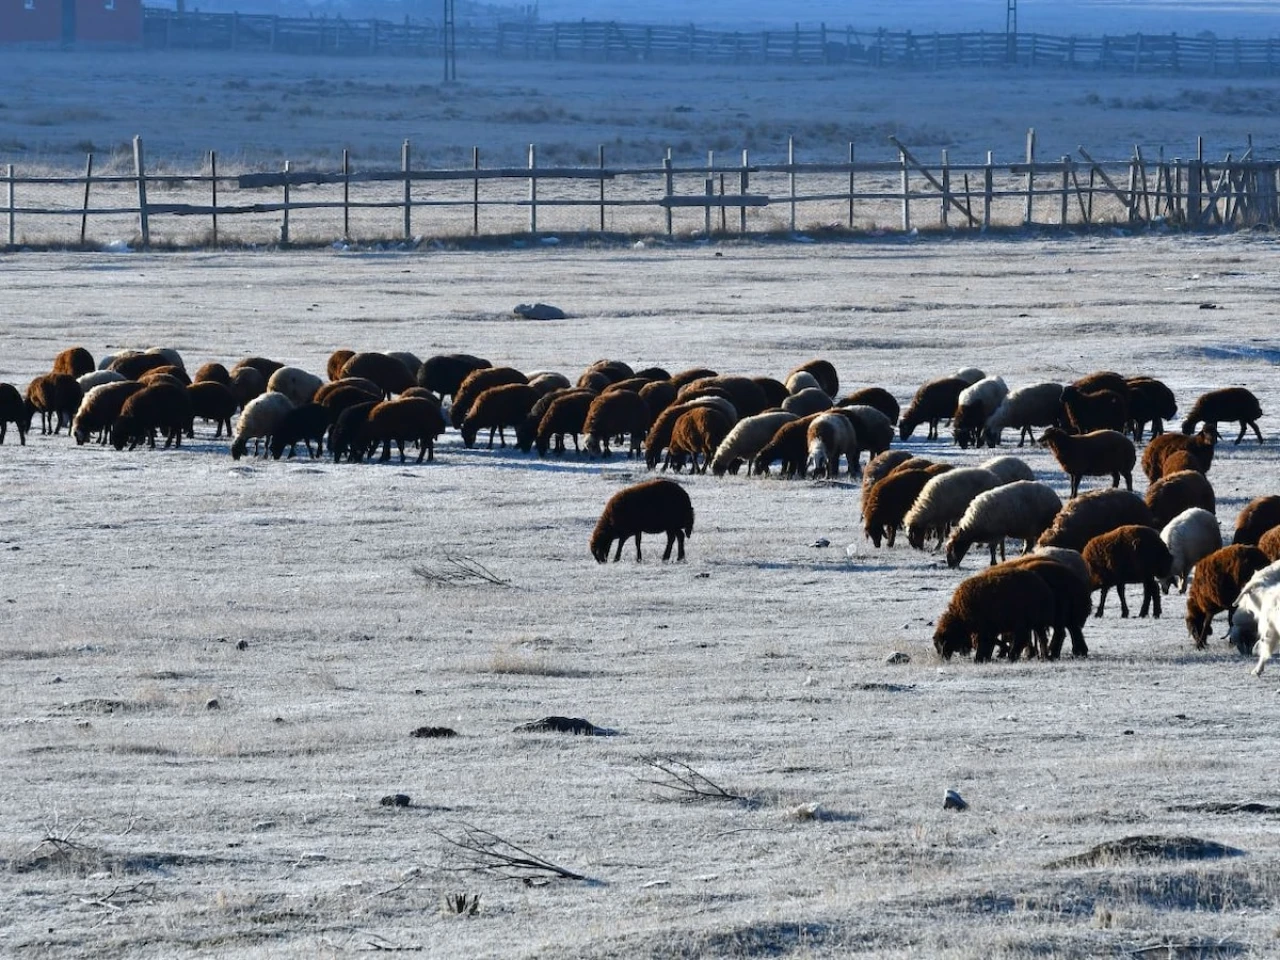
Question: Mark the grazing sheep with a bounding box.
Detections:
[1234,496,1280,546]
[387,352,423,378]
[586,359,635,385]
[72,381,145,445]
[1145,469,1216,529]
[1181,386,1264,444]
[1185,545,1271,647]
[945,480,1063,568]
[1006,553,1093,658]
[110,382,194,451]
[981,381,1063,447]
[1160,507,1223,594]
[528,371,573,396]
[1125,376,1178,441]
[1032,545,1093,586]
[803,411,859,479]
[533,389,598,457]
[108,352,170,380]
[326,349,356,381]
[1040,426,1136,498]
[978,455,1035,484]
[418,353,491,400]
[265,403,330,460]
[835,404,894,471]
[860,450,916,506]
[632,366,671,382]
[1142,430,1215,483]
[186,381,237,438]
[193,362,232,386]
[52,346,95,378]
[781,387,833,418]
[340,352,416,399]
[227,365,267,411]
[314,377,381,406]
[230,391,294,460]
[1182,547,1274,647]
[753,414,821,479]
[460,383,540,449]
[899,376,968,441]
[316,384,387,429]
[144,347,185,371]
[710,410,798,476]
[138,367,189,389]
[638,379,678,421]
[1224,561,1280,667]
[329,400,379,463]
[670,367,718,390]
[98,349,140,371]
[1060,385,1128,435]
[450,367,528,429]
[752,376,790,409]
[687,376,769,419]
[646,398,736,470]
[1036,488,1157,552]
[1247,589,1280,676]
[787,359,839,398]
[77,370,126,392]
[515,386,568,453]
[1082,525,1173,618]
[905,467,1003,550]
[952,376,1008,449]
[584,389,651,458]
[669,406,736,474]
[364,398,447,463]
[576,370,610,393]
[590,478,695,563]
[1071,371,1127,394]
[266,366,323,408]
[864,465,951,548]
[1259,526,1280,562]
[953,367,986,386]
[933,566,1056,662]
[839,387,899,426]
[785,370,822,394]
[0,382,29,445]
[24,373,83,435]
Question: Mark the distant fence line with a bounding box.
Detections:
[4,133,1278,249]
[139,8,1280,76]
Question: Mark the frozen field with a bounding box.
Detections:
[1,234,1279,957]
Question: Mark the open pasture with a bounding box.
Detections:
[2,235,1280,957]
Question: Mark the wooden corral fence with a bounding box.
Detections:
[4,133,1278,249]
[141,8,1280,77]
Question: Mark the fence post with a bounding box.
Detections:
[342,148,350,240]
[474,146,481,236]
[528,143,538,236]
[899,144,910,232]
[1189,137,1203,224]
[210,150,218,246]
[5,163,12,247]
[788,135,796,233]
[664,147,673,237]
[79,152,94,246]
[1023,128,1036,226]
[402,139,412,240]
[281,160,290,245]
[598,144,606,232]
[133,135,150,248]
[983,150,993,231]
[847,141,855,229]
[740,148,749,234]
[1060,155,1071,226]
[940,148,950,228]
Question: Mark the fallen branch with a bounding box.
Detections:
[411,554,511,588]
[432,823,586,883]
[638,756,745,803]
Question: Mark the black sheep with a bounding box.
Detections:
[590,478,695,563]
[269,403,331,460]
[1181,387,1264,444]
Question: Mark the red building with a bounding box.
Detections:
[0,0,142,44]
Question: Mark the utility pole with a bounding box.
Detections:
[443,0,457,82]
[1005,0,1017,64]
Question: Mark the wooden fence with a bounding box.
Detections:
[140,8,1280,76]
[4,133,1277,249]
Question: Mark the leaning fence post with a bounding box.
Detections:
[402,139,412,240]
[740,148,749,234]
[281,159,291,245]
[79,152,94,246]
[1060,155,1071,226]
[133,135,150,248]
[663,147,673,237]
[210,150,219,247]
[473,146,481,236]
[983,150,993,231]
[1023,127,1036,226]
[5,163,13,247]
[528,143,538,236]
[940,148,950,228]
[788,135,797,233]
[847,141,855,229]
[899,143,910,232]
[341,148,350,240]
[597,144,605,233]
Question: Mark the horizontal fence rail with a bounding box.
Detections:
[138,8,1280,76]
[3,133,1277,249]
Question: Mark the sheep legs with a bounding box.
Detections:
[1095,585,1131,618]
[662,530,686,562]
[1237,420,1264,444]
[1137,578,1161,618]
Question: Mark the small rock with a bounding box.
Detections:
[886,652,910,665]
[411,726,458,739]
[944,789,968,811]
[205,698,220,711]
[236,639,249,651]
[789,801,823,821]
[811,537,830,548]
[513,302,567,321]
[1199,302,1218,310]
[380,794,411,808]
[52,676,63,684]
[693,572,710,579]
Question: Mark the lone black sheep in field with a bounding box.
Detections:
[0,382,28,445]
[590,478,695,563]
[1181,386,1264,444]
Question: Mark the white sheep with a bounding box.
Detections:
[1159,507,1223,595]
[904,466,1003,550]
[953,375,1009,448]
[230,391,295,460]
[1031,545,1091,586]
[781,387,832,418]
[785,370,822,394]
[266,366,323,408]
[77,369,126,392]
[978,454,1035,484]
[1225,560,1280,664]
[954,367,986,385]
[710,410,798,476]
[945,480,1064,567]
[981,381,1063,447]
[1248,589,1280,676]
[805,411,859,479]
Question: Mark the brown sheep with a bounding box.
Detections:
[583,389,651,458]
[753,414,820,479]
[1082,525,1174,618]
[601,376,650,396]
[678,375,768,419]
[933,565,1056,662]
[418,354,491,400]
[1006,553,1093,658]
[1181,386,1263,444]
[24,373,83,435]
[327,349,356,381]
[863,464,951,548]
[859,450,916,511]
[364,398,447,463]
[140,364,192,386]
[1234,496,1280,546]
[0,382,29,445]
[839,386,900,425]
[1145,469,1216,529]
[186,381,237,438]
[645,399,734,470]
[1258,526,1280,562]
[1040,426,1136,498]
[669,367,718,390]
[1142,429,1215,483]
[1059,385,1128,435]
[450,366,528,429]
[899,376,968,441]
[339,352,416,400]
[227,365,267,411]
[72,381,145,445]
[787,359,839,398]
[232,356,285,382]
[585,359,635,385]
[460,383,540,449]
[110,382,193,451]
[193,362,232,386]
[1125,376,1177,441]
[109,352,171,380]
[577,370,612,393]
[52,346,95,378]
[590,478,695,563]
[314,377,382,405]
[1071,370,1128,394]
[533,389,597,457]
[632,366,671,382]
[752,376,790,409]
[1185,544,1271,647]
[1037,488,1157,553]
[638,379,678,422]
[668,406,734,474]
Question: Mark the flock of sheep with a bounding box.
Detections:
[3,345,1278,676]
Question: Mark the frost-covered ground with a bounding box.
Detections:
[1,235,1279,958]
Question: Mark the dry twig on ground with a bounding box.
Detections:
[638,756,746,803]
[411,554,511,588]
[433,822,587,883]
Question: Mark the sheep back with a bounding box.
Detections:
[1037,488,1156,553]
[1234,496,1280,546]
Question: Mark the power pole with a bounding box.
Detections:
[443,0,457,82]
[1005,0,1017,63]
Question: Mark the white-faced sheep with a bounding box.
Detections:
[590,478,695,563]
[952,375,1008,449]
[266,366,323,408]
[52,346,95,378]
[945,480,1063,568]
[1181,386,1264,444]
[340,352,416,400]
[981,382,1063,447]
[110,382,194,451]
[364,398,447,463]
[899,376,968,441]
[787,359,839,398]
[804,411,859,479]
[77,370,126,393]
[669,406,736,474]
[417,353,491,400]
[710,410,798,476]
[1145,469,1215,529]
[268,403,331,460]
[1036,488,1157,553]
[864,464,951,548]
[1125,376,1177,441]
[530,389,597,456]
[460,383,540,449]
[231,391,294,460]
[24,373,83,435]
[1185,544,1271,647]
[933,565,1056,662]
[584,389,651,458]
[186,381,237,439]
[839,387,899,426]
[1082,525,1173,619]
[1234,496,1280,546]
[1142,430,1215,483]
[1159,507,1223,595]
[1006,553,1094,658]
[780,387,832,418]
[72,381,145,445]
[1040,427,1136,498]
[1060,384,1128,435]
[0,382,28,445]
[450,366,528,429]
[904,467,1003,550]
